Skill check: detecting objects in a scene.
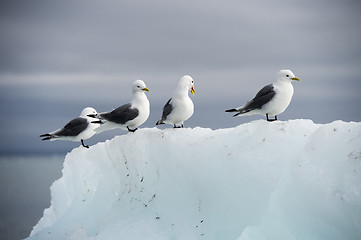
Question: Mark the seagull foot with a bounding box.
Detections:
[81,139,89,148]
[156,120,165,125]
[266,114,278,122]
[127,126,138,132]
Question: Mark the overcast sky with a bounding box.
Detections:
[1,0,361,154]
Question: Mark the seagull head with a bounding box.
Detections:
[178,75,196,96]
[133,80,150,94]
[277,70,300,83]
[80,107,97,117]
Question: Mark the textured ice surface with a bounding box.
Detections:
[28,120,361,240]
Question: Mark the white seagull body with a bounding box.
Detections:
[156,75,195,128]
[40,107,100,148]
[226,70,300,121]
[90,80,150,133]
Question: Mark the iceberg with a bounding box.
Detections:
[27,120,361,240]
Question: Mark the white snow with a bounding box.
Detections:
[27,120,361,240]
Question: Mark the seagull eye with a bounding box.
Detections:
[286,75,289,77]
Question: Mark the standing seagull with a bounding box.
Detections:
[88,80,150,133]
[40,107,100,148]
[156,75,196,128]
[226,70,300,121]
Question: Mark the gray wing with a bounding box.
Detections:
[160,98,173,122]
[243,84,276,112]
[56,117,88,137]
[100,103,139,124]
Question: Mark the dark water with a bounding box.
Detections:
[0,156,64,240]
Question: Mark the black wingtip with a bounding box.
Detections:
[41,137,52,141]
[39,133,51,137]
[91,120,103,124]
[225,108,238,113]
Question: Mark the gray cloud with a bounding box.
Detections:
[1,0,360,74]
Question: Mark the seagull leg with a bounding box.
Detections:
[181,124,184,128]
[81,139,89,148]
[127,126,138,132]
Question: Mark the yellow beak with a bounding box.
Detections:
[142,87,150,92]
[190,86,196,96]
[291,77,300,81]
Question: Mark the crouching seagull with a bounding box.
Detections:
[88,80,150,133]
[40,107,101,148]
[226,70,300,121]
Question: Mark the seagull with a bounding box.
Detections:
[88,80,150,133]
[156,75,195,128]
[225,70,300,121]
[40,107,101,148]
